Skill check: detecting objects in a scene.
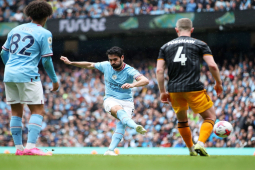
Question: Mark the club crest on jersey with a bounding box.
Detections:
[48,37,52,44]
[112,75,117,80]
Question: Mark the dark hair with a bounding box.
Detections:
[106,46,124,58]
[24,0,53,21]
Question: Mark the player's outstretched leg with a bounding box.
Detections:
[194,119,214,156]
[117,110,146,134]
[195,107,216,156]
[24,114,51,156]
[105,121,125,156]
[177,121,197,156]
[10,116,24,155]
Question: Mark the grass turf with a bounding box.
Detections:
[0,154,254,170]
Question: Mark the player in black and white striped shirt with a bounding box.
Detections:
[156,18,223,156]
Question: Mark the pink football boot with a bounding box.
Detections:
[15,149,24,156]
[23,148,52,156]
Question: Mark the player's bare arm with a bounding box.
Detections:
[203,55,223,96]
[60,56,95,69]
[121,75,149,89]
[156,59,170,104]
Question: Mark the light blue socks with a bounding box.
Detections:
[109,121,126,151]
[26,114,43,149]
[10,116,24,150]
[117,109,137,129]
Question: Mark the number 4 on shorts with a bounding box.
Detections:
[173,46,187,66]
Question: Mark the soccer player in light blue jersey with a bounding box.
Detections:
[61,46,149,155]
[0,1,59,156]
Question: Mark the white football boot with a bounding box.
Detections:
[104,150,118,156]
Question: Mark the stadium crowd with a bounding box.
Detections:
[0,0,255,21]
[0,46,255,148]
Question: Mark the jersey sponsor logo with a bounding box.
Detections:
[106,80,122,91]
[168,39,195,45]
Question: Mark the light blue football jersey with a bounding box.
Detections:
[2,22,53,82]
[94,61,142,101]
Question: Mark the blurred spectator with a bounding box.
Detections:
[174,1,181,11]
[186,0,197,12]
[173,137,185,147]
[164,0,174,13]
[182,0,188,11]
[235,0,242,9]
[252,0,255,9]
[225,2,232,11]
[0,0,253,20]
[150,6,164,15]
[10,9,23,21]
[197,3,203,12]
[216,0,226,8]
[0,8,4,22]
[204,4,215,12]
[3,8,12,22]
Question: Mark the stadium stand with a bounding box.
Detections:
[0,44,255,148]
[0,0,254,21]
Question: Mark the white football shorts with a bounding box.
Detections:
[4,81,44,105]
[103,97,134,118]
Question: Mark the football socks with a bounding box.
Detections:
[10,116,24,150]
[117,109,137,129]
[178,121,194,148]
[109,121,126,151]
[26,114,43,149]
[198,119,215,143]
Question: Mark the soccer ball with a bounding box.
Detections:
[213,121,233,138]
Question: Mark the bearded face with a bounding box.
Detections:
[108,55,124,70]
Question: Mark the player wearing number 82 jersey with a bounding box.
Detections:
[2,23,53,83]
[1,1,59,156]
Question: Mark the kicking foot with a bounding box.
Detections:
[15,149,24,156]
[194,143,209,156]
[189,151,198,156]
[104,150,118,156]
[23,148,52,156]
[136,125,147,135]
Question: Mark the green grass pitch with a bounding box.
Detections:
[0,154,254,170]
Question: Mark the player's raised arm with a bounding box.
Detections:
[121,75,149,89]
[203,55,223,96]
[132,75,149,87]
[60,56,95,69]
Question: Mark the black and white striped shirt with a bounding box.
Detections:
[158,36,212,92]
